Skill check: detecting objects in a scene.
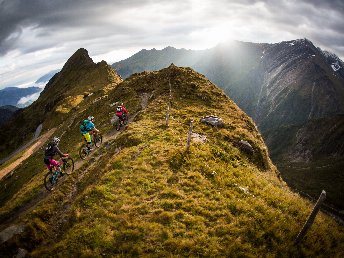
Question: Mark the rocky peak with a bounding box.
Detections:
[168,63,177,69]
[163,46,177,52]
[0,47,123,159]
[60,48,94,73]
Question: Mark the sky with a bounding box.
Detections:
[1,0,344,89]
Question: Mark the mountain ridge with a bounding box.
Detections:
[112,39,344,210]
[1,49,344,256]
[0,48,122,160]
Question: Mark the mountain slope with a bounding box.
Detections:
[0,48,122,160]
[1,64,344,257]
[112,40,344,160]
[0,105,20,127]
[112,40,344,210]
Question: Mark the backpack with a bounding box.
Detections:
[45,142,56,156]
[80,120,88,132]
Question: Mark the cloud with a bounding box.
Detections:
[0,0,344,89]
[17,91,42,107]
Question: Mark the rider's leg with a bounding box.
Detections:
[49,159,63,175]
[44,158,52,172]
[83,132,92,150]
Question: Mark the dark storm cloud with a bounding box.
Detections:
[0,0,168,55]
[207,0,344,58]
[302,0,344,11]
[1,0,344,56]
[260,0,344,57]
[1,0,344,90]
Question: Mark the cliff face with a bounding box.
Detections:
[256,39,344,132]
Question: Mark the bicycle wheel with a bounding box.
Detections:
[79,145,88,160]
[124,115,128,125]
[44,172,57,191]
[62,157,74,175]
[115,120,121,131]
[94,134,102,147]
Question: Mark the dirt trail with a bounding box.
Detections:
[0,128,56,180]
[0,93,152,245]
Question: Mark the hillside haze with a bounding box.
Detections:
[1,49,344,256]
[112,39,344,210]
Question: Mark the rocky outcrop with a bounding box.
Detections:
[200,115,224,127]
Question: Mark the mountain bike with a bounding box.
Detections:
[115,114,128,131]
[44,156,74,191]
[79,131,102,159]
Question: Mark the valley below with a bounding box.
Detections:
[278,159,344,222]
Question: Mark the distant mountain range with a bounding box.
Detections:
[0,87,41,107]
[35,69,60,84]
[112,39,344,210]
[0,69,60,109]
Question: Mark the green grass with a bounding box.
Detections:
[0,152,45,221]
[1,65,344,257]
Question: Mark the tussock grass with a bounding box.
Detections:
[55,95,84,113]
[2,65,344,257]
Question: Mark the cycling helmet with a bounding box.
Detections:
[88,116,94,121]
[52,136,60,145]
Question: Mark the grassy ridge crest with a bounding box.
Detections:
[1,65,344,256]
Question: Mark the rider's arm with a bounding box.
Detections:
[55,146,68,157]
[122,106,128,113]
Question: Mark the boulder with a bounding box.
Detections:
[236,140,254,154]
[200,115,224,127]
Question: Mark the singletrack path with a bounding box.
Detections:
[0,93,152,244]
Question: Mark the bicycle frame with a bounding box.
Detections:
[44,156,74,191]
[47,160,60,172]
[47,157,68,171]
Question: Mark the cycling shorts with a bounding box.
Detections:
[44,158,59,170]
[83,132,92,143]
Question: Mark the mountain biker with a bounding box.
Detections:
[115,102,128,124]
[80,116,99,151]
[44,136,68,175]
